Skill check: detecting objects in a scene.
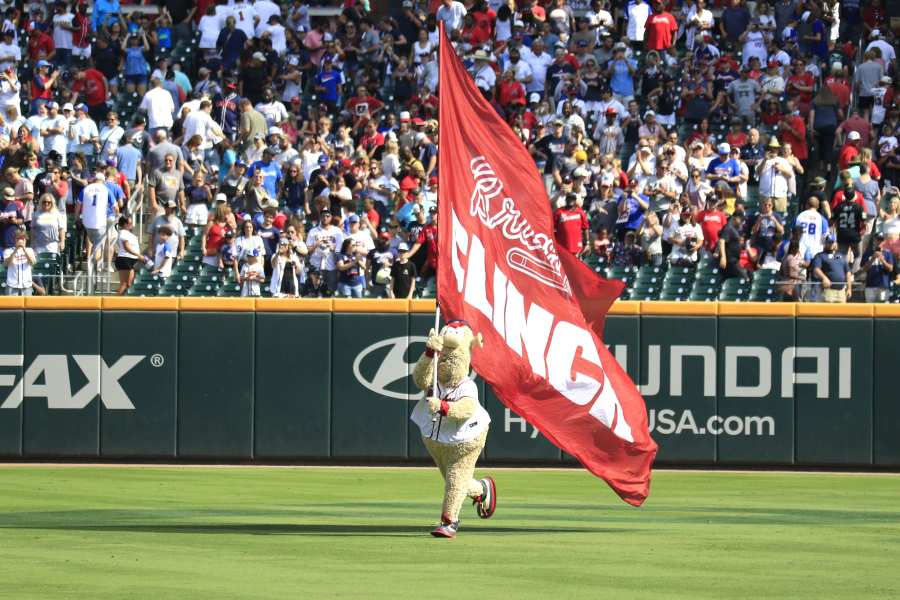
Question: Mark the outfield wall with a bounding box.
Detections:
[0,297,897,467]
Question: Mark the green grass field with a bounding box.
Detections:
[0,466,897,599]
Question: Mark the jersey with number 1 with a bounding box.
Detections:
[80,182,113,230]
[794,209,828,258]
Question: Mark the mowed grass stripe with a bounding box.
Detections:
[0,468,897,600]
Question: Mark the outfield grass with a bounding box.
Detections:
[0,466,897,599]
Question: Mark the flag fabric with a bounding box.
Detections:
[436,27,658,506]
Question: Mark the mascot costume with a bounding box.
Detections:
[410,320,497,538]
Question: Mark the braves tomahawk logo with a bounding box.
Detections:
[468,156,572,295]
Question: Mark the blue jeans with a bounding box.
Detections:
[338,281,363,298]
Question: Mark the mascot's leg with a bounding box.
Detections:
[423,430,489,537]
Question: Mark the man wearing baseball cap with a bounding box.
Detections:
[811,233,852,303]
[30,60,58,114]
[838,130,862,170]
[706,142,741,191]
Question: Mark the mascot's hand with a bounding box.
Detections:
[427,396,442,414]
[425,329,443,354]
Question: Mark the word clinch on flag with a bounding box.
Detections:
[437,27,658,506]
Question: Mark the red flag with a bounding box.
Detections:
[437,28,658,506]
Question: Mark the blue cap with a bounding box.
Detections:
[825,233,836,242]
[348,214,360,223]
[318,154,329,164]
[75,103,88,112]
[36,60,50,69]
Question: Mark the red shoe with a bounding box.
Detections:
[473,477,497,519]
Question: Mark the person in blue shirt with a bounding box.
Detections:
[615,182,649,241]
[861,233,895,302]
[315,59,344,108]
[91,0,120,33]
[607,45,637,101]
[246,149,283,198]
[706,142,742,190]
[104,166,127,214]
[216,16,248,74]
[811,234,852,303]
[115,136,143,189]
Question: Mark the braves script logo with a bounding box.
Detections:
[468,156,572,295]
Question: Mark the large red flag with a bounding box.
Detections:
[437,29,658,506]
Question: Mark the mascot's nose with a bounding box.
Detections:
[441,332,463,349]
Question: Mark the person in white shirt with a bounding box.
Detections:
[521,39,553,95]
[27,102,47,150]
[755,138,792,211]
[257,16,287,55]
[668,209,704,266]
[152,225,177,279]
[52,3,75,68]
[4,231,35,296]
[866,30,896,65]
[231,1,257,39]
[239,249,265,296]
[39,102,69,163]
[794,197,829,259]
[436,0,467,33]
[139,77,176,132]
[69,104,99,160]
[76,172,119,271]
[0,30,21,72]
[114,215,150,295]
[684,0,714,50]
[182,99,224,155]
[253,0,281,25]
[198,6,221,50]
[98,112,125,162]
[0,68,20,113]
[626,0,651,43]
[471,52,496,92]
[255,89,289,127]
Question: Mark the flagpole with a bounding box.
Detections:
[431,21,445,425]
[431,304,441,423]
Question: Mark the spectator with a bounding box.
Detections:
[30,193,65,256]
[861,233,895,302]
[812,234,852,303]
[151,224,176,279]
[553,193,589,257]
[4,229,35,296]
[239,248,265,297]
[114,215,147,295]
[336,238,367,298]
[306,209,344,297]
[270,236,303,298]
[718,212,745,279]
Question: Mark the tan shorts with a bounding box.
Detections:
[823,288,847,303]
[766,196,788,213]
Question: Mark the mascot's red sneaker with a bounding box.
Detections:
[473,477,497,519]
[431,518,459,538]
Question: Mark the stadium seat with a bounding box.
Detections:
[218,283,241,297]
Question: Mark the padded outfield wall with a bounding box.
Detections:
[0,297,897,467]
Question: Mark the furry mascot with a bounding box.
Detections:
[410,320,497,538]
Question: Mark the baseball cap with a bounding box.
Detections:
[847,131,861,141]
[717,142,731,154]
[36,60,50,69]
[252,51,266,62]
[811,176,827,187]
[881,76,893,84]
[165,199,177,208]
[46,101,58,109]
[767,60,779,68]
[2,187,14,198]
[644,110,656,118]
[317,154,329,164]
[62,102,74,112]
[75,103,88,112]
[529,92,541,103]
[348,214,360,223]
[398,242,410,251]
[400,111,411,122]
[268,126,283,136]
[93,172,106,182]
[606,106,618,115]
[825,232,837,242]
[215,193,227,203]
[600,174,615,186]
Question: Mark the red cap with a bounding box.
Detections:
[429,176,439,185]
[290,96,300,104]
[411,117,425,126]
[767,60,779,68]
[606,107,618,115]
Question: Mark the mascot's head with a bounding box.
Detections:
[436,320,483,387]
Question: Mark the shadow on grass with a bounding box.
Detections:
[0,520,609,537]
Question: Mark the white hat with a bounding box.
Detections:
[881,76,893,84]
[399,111,411,122]
[529,92,541,103]
[800,11,811,21]
[572,167,589,178]
[336,188,352,201]
[268,126,283,136]
[600,174,615,186]
[397,242,410,251]
[215,192,227,203]
[62,102,74,112]
[847,131,861,141]
[871,29,881,38]
[831,62,843,73]
[252,51,266,62]
[93,172,106,182]
[644,110,656,118]
[717,142,731,154]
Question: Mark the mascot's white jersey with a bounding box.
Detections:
[411,377,491,444]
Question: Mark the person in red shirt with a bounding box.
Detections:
[697,198,729,253]
[837,131,862,170]
[778,101,808,162]
[27,28,54,62]
[825,64,852,110]
[553,193,589,256]
[71,65,109,123]
[644,1,678,51]
[358,121,385,159]
[497,68,526,110]
[830,183,866,212]
[725,119,748,149]
[786,61,815,114]
[836,110,874,148]
[344,85,384,129]
[405,208,439,277]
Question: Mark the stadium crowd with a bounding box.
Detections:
[0,0,898,303]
